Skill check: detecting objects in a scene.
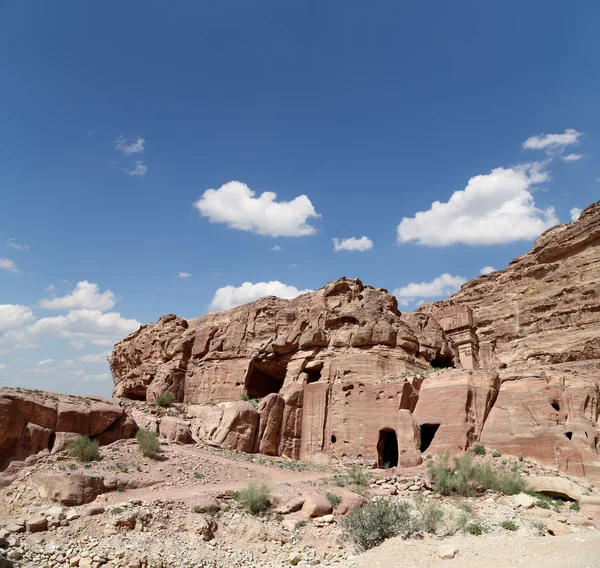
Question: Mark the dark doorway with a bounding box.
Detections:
[430,354,454,369]
[245,361,286,399]
[420,423,440,452]
[377,429,398,468]
[565,431,573,440]
[304,366,322,384]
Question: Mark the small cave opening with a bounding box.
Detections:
[430,354,454,369]
[565,431,573,440]
[420,423,440,452]
[331,434,337,444]
[551,401,560,412]
[304,363,323,384]
[377,429,398,468]
[48,432,56,453]
[245,360,287,399]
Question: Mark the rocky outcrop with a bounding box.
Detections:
[110,278,455,404]
[419,200,600,367]
[0,389,136,472]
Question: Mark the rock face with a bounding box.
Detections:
[0,389,136,472]
[108,201,600,482]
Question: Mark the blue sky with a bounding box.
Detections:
[1,1,598,396]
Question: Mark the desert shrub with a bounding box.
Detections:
[342,498,413,550]
[413,495,444,534]
[194,471,205,479]
[500,520,518,531]
[295,520,307,530]
[570,501,580,511]
[274,514,284,522]
[533,520,545,531]
[240,393,250,401]
[136,429,160,458]
[347,465,370,486]
[233,483,271,515]
[333,475,348,487]
[155,391,176,408]
[427,454,525,496]
[535,499,550,509]
[326,492,342,508]
[465,522,485,535]
[473,444,486,456]
[492,451,502,458]
[111,507,124,515]
[68,435,100,463]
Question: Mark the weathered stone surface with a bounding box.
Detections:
[110,278,454,404]
[301,491,333,518]
[0,389,133,472]
[525,476,584,501]
[33,472,107,506]
[254,393,285,455]
[213,402,259,453]
[159,417,192,444]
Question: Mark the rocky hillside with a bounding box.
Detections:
[419,200,600,367]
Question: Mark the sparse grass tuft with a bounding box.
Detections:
[68,435,100,463]
[240,393,250,401]
[492,451,502,458]
[194,472,205,480]
[155,391,176,408]
[233,483,271,515]
[294,520,307,530]
[347,465,370,486]
[500,520,518,531]
[342,499,413,551]
[465,522,485,535]
[136,429,160,458]
[473,444,486,456]
[570,501,580,511]
[326,492,342,508]
[427,453,526,497]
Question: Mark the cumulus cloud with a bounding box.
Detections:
[0,258,19,273]
[28,309,140,347]
[563,153,584,162]
[570,207,582,222]
[0,304,34,332]
[7,238,30,251]
[39,281,117,311]
[37,358,54,366]
[523,129,582,155]
[271,245,282,252]
[210,281,312,312]
[79,351,111,364]
[82,373,111,382]
[194,181,320,237]
[397,162,558,246]
[45,284,56,292]
[125,161,148,177]
[177,272,192,279]
[393,273,467,307]
[480,266,496,275]
[115,135,145,155]
[332,236,374,252]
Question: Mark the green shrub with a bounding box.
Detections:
[233,483,271,515]
[535,499,550,509]
[492,451,502,458]
[347,465,370,486]
[427,454,525,497]
[194,472,205,479]
[570,501,580,511]
[294,520,307,530]
[533,520,544,531]
[333,475,348,487]
[413,495,444,534]
[68,435,100,463]
[474,445,486,456]
[111,507,124,515]
[136,429,161,458]
[155,391,176,408]
[274,514,284,522]
[240,393,250,401]
[342,499,413,550]
[500,520,518,531]
[326,492,342,508]
[465,522,485,535]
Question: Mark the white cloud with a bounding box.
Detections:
[480,266,496,275]
[177,272,192,279]
[79,351,111,364]
[28,309,140,347]
[7,238,30,251]
[0,258,19,273]
[0,304,34,332]
[563,153,584,162]
[0,363,5,370]
[393,273,467,307]
[332,236,374,252]
[397,162,558,246]
[125,161,148,177]
[271,245,282,252]
[37,358,54,366]
[115,135,146,155]
[82,373,111,382]
[210,281,312,312]
[194,181,320,237]
[523,129,582,155]
[45,284,56,292]
[570,207,582,222]
[39,281,117,311]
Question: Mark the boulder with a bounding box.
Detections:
[438,545,459,560]
[301,491,333,518]
[192,495,220,514]
[526,476,583,501]
[33,472,107,506]
[546,521,571,536]
[255,393,285,455]
[159,417,192,444]
[213,402,259,453]
[25,517,47,533]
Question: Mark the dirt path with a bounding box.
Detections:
[351,531,600,568]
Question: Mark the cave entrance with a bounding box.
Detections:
[245,360,287,399]
[377,429,398,469]
[420,423,440,452]
[304,362,323,384]
[430,354,454,369]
